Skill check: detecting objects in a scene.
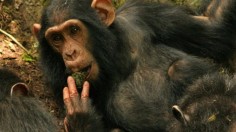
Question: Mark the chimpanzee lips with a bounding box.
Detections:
[80,65,91,77]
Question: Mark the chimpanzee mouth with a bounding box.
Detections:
[71,65,91,90]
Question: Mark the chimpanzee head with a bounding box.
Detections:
[0,69,29,99]
[171,74,236,132]
[33,0,119,83]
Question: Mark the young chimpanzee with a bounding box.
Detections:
[33,0,236,131]
[0,68,58,131]
[169,73,236,132]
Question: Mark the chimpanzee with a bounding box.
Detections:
[33,0,236,131]
[0,68,58,131]
[169,73,236,132]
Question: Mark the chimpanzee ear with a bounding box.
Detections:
[91,0,115,26]
[32,23,41,40]
[172,105,189,126]
[10,83,29,97]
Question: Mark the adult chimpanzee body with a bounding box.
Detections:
[169,73,236,132]
[0,68,58,132]
[34,0,236,131]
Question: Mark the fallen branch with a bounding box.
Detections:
[0,28,29,54]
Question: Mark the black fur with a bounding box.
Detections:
[0,68,58,131]
[116,0,235,65]
[0,68,22,97]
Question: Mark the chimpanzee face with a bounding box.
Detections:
[33,0,115,81]
[44,19,99,81]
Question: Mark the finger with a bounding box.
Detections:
[63,87,74,115]
[67,76,79,98]
[64,117,69,132]
[81,81,90,111]
[81,81,90,99]
[68,76,82,112]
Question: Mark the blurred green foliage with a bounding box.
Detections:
[112,0,126,8]
[171,0,202,8]
[22,53,37,62]
[171,0,211,14]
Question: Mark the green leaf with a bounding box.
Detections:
[22,53,37,62]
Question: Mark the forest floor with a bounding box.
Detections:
[0,1,64,130]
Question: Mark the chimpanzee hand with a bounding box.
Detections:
[63,76,90,117]
[63,76,104,132]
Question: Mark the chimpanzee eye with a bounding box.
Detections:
[51,33,63,42]
[70,25,80,35]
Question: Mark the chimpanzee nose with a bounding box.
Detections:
[64,49,76,61]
